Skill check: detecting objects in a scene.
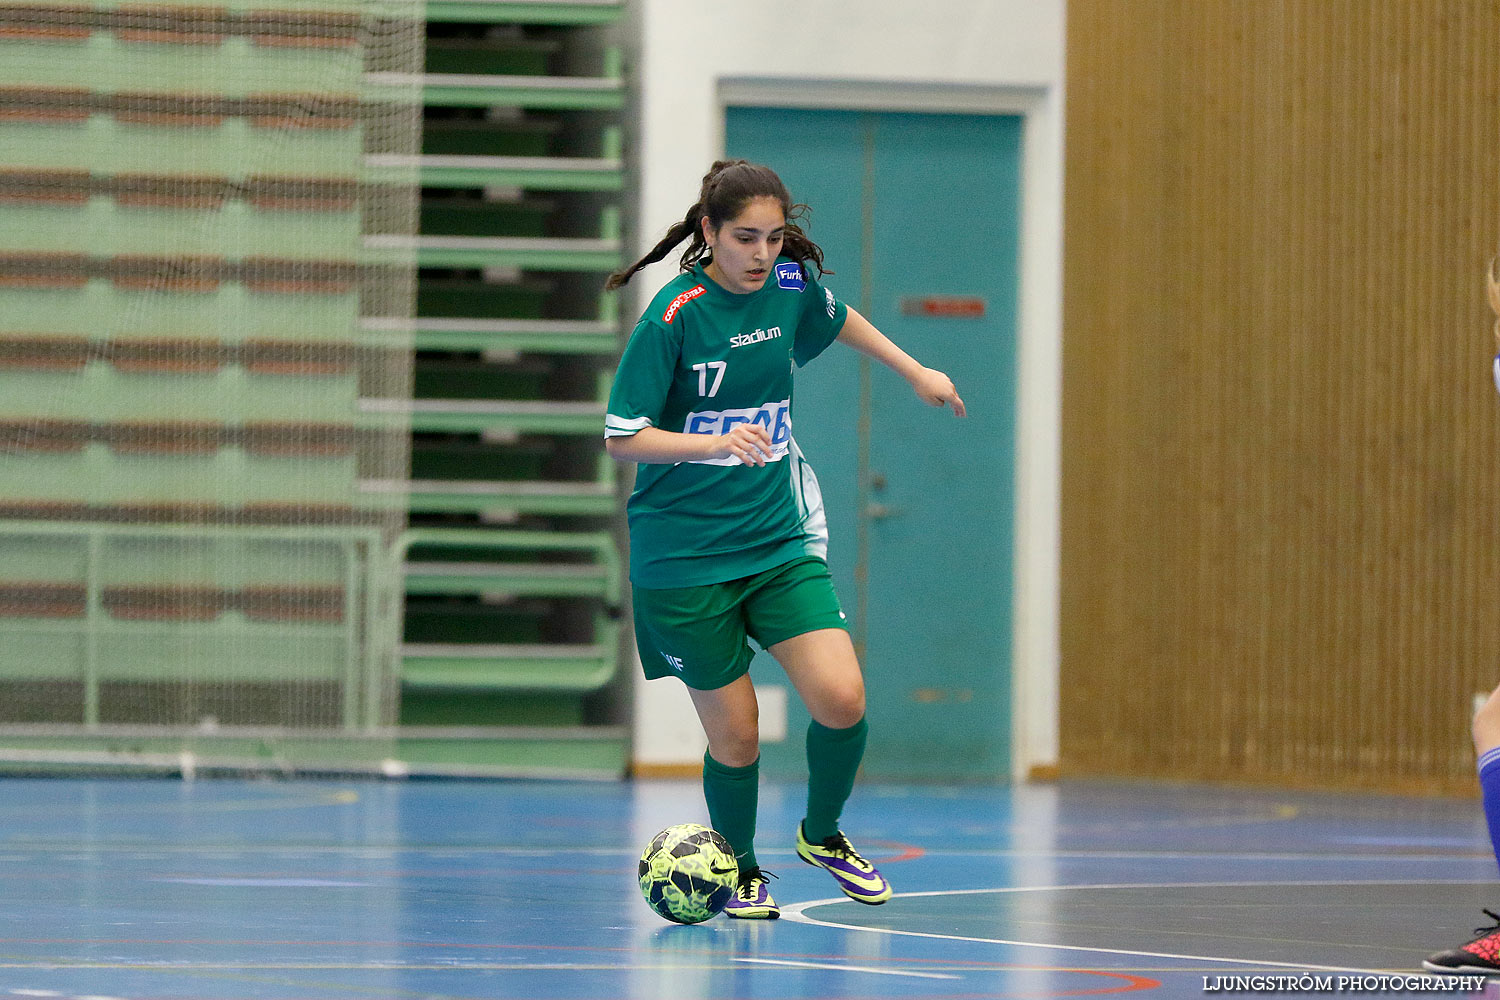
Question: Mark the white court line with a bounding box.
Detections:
[782,880,1471,975]
[733,958,959,980]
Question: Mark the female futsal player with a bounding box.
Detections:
[604,159,965,918]
[1425,264,1500,974]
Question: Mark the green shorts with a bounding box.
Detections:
[631,554,848,690]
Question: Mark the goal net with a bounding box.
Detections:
[0,0,423,774]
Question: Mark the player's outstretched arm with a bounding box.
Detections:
[835,307,967,417]
[605,424,775,466]
[1489,258,1500,395]
[1488,256,1500,353]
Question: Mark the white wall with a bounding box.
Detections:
[627,0,1067,781]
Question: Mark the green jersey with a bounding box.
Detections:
[606,258,849,588]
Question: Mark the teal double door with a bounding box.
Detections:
[728,107,1021,782]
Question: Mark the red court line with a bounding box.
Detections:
[864,838,926,863]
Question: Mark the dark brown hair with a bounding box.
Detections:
[605,159,828,291]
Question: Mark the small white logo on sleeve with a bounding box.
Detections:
[661,652,686,672]
[825,288,836,318]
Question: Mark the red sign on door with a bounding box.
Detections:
[899,296,987,319]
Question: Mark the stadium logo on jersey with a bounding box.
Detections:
[683,399,792,465]
[730,325,782,349]
[775,261,805,291]
[824,288,837,319]
[662,284,706,324]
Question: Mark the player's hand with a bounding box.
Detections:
[910,367,967,417]
[1488,257,1500,352]
[713,423,775,466]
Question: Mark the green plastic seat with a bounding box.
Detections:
[415,277,551,318]
[420,117,560,157]
[413,356,550,400]
[419,195,553,237]
[398,527,619,603]
[400,617,618,692]
[425,37,560,76]
[425,0,625,26]
[360,315,619,355]
[404,595,548,644]
[409,435,552,480]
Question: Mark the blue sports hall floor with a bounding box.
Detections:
[2,774,1499,999]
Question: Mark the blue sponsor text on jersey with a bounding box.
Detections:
[775,261,805,291]
[685,399,792,451]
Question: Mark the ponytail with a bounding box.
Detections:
[606,159,828,291]
[604,207,699,292]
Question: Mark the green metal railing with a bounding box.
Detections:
[0,520,395,731]
[369,47,623,111]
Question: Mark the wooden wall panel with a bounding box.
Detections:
[1061,0,1500,791]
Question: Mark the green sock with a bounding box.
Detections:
[803,716,868,843]
[702,750,759,871]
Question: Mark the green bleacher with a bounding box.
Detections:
[388,2,627,773]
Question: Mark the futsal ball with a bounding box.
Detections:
[637,823,738,924]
